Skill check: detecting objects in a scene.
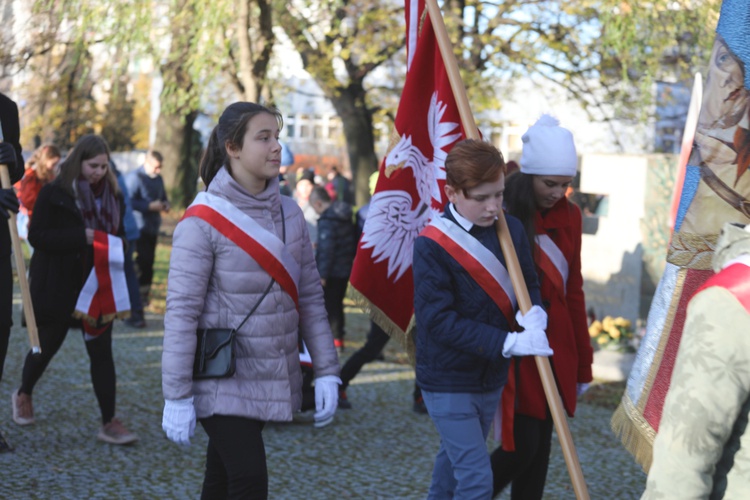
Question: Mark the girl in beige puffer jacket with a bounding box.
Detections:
[161,102,340,499]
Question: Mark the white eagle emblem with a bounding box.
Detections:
[360,91,461,281]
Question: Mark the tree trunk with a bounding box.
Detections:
[330,85,379,206]
[154,109,198,208]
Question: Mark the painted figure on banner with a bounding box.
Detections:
[612,0,750,470]
[682,33,750,235]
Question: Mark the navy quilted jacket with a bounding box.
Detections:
[413,208,542,393]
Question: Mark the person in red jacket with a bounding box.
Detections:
[490,114,593,499]
[16,145,61,213]
[14,144,61,241]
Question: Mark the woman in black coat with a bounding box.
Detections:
[11,135,137,445]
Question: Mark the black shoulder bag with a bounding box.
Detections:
[192,203,286,380]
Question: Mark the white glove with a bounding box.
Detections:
[516,305,548,331]
[162,397,196,445]
[502,306,553,358]
[577,383,590,397]
[314,375,341,428]
[502,328,553,357]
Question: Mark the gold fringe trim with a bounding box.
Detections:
[349,287,417,367]
[611,392,656,473]
[72,309,131,326]
[610,269,690,473]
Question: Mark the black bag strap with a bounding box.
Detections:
[233,202,286,332]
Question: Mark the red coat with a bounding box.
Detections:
[15,168,47,219]
[515,198,593,419]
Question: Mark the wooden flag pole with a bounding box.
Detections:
[424,0,589,498]
[0,164,41,354]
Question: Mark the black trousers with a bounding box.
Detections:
[340,321,390,389]
[323,277,348,341]
[0,249,12,382]
[19,321,117,424]
[489,413,554,499]
[300,363,315,412]
[201,415,268,500]
[135,231,158,290]
[340,321,423,402]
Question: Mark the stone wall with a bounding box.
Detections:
[578,154,677,324]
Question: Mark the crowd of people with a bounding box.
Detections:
[3,93,701,499]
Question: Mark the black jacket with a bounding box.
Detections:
[1,92,23,332]
[0,93,23,259]
[0,93,22,179]
[28,182,125,324]
[315,201,357,280]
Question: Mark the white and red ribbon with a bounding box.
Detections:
[74,231,130,334]
[420,216,516,323]
[535,234,569,296]
[183,191,301,308]
[299,339,312,367]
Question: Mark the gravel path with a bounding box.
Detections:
[0,301,646,499]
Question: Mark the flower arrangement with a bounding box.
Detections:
[588,316,636,352]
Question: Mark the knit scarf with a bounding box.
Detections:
[76,176,120,235]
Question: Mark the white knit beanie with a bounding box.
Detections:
[519,114,578,177]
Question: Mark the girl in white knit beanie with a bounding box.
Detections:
[490,114,593,499]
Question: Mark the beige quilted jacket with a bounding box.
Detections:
[162,167,339,422]
[643,225,750,498]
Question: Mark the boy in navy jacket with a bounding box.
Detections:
[413,139,552,498]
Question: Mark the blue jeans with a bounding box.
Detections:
[422,388,503,500]
[124,239,142,314]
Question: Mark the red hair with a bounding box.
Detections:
[445,139,506,195]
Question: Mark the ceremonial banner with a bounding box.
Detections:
[349,0,465,355]
[613,0,750,470]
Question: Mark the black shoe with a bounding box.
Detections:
[0,429,12,452]
[124,316,146,328]
[338,390,352,410]
[124,310,146,328]
[413,397,428,414]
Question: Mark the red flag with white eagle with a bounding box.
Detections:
[349,0,465,356]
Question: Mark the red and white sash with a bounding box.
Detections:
[182,191,301,308]
[695,261,750,314]
[299,336,312,367]
[74,231,130,337]
[535,234,568,297]
[420,216,516,323]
